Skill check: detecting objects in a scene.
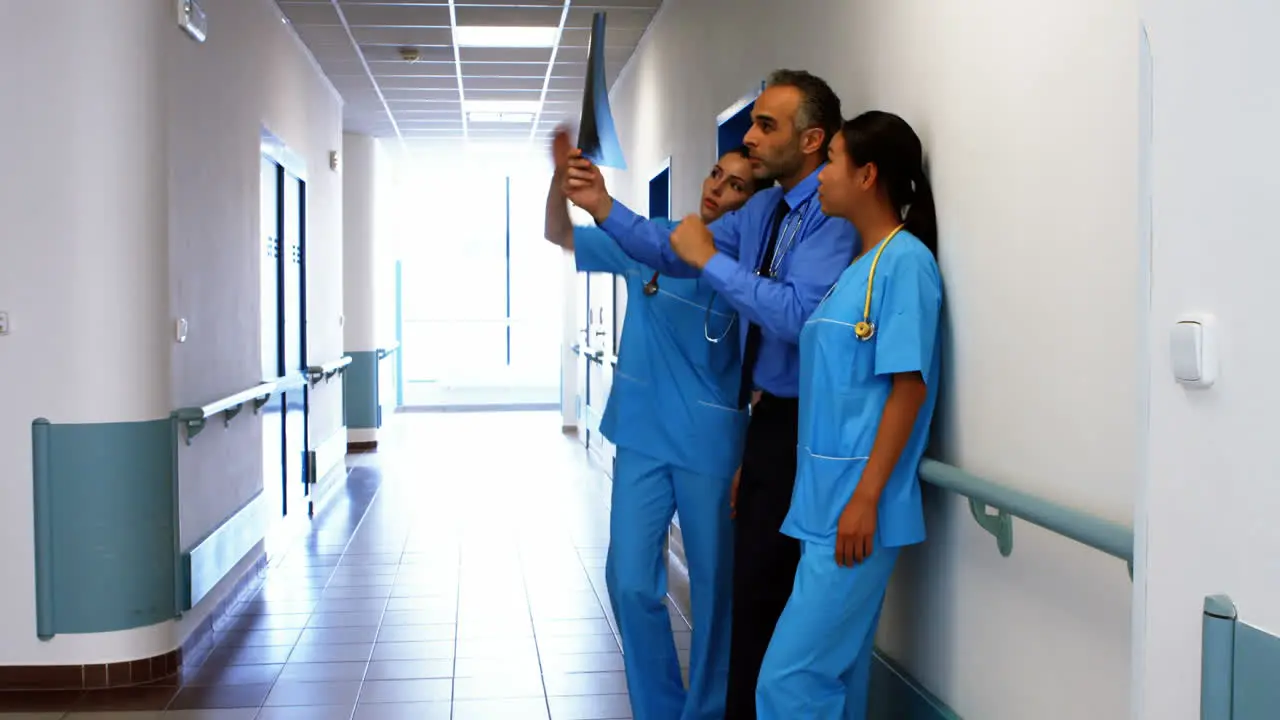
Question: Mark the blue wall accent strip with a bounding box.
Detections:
[343,350,380,429]
[394,261,405,408]
[1202,594,1237,720]
[31,418,178,637]
[1232,621,1280,719]
[869,650,962,719]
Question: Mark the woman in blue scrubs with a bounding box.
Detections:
[544,128,772,720]
[754,111,942,719]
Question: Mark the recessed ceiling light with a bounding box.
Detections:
[462,100,542,115]
[469,112,536,123]
[453,26,558,48]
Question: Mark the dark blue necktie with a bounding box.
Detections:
[738,198,791,407]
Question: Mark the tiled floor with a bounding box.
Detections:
[1,411,689,719]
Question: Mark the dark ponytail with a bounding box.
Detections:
[905,166,938,254]
[840,111,939,255]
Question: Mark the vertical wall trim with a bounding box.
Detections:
[395,260,404,407]
[1201,595,1237,720]
[505,175,512,366]
[31,418,53,640]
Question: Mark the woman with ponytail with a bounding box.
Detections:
[754,111,942,719]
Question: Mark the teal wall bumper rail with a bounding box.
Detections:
[32,418,178,639]
[173,373,307,445]
[31,375,310,639]
[307,355,353,385]
[343,349,397,430]
[1200,594,1280,719]
[917,459,1133,572]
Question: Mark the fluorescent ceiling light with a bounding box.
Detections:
[453,25,558,48]
[462,100,542,114]
[469,112,535,123]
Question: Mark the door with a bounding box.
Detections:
[260,155,309,522]
[260,157,286,519]
[281,172,309,518]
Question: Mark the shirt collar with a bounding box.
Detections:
[781,163,824,210]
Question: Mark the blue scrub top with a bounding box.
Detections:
[575,224,749,480]
[781,230,943,548]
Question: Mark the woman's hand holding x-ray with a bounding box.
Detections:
[562,152,613,223]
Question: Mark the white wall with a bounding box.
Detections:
[1139,1,1280,717]
[167,0,344,555]
[606,1,1141,717]
[0,0,343,664]
[344,133,379,353]
[0,0,172,665]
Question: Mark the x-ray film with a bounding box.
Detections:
[576,12,627,170]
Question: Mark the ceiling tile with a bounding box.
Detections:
[453,6,563,27]
[278,3,342,25]
[340,3,452,26]
[382,87,463,101]
[375,75,459,90]
[351,26,454,46]
[461,76,545,91]
[566,7,657,30]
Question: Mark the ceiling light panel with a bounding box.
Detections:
[467,111,535,123]
[462,99,542,114]
[453,25,558,48]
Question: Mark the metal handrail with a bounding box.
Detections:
[172,373,307,445]
[307,355,353,384]
[918,459,1134,573]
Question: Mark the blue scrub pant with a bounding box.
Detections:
[755,540,900,720]
[605,447,735,720]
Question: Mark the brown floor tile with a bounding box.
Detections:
[277,661,368,682]
[548,693,634,720]
[0,690,83,712]
[357,678,453,704]
[72,684,177,711]
[169,682,274,709]
[362,660,454,681]
[452,697,550,720]
[544,671,630,697]
[263,679,363,707]
[184,662,284,687]
[351,701,452,720]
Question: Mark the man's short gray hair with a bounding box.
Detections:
[766,69,843,154]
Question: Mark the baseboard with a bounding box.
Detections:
[182,492,268,611]
[664,547,960,720]
[348,425,376,448]
[308,426,348,515]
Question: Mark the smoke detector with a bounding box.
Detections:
[399,47,422,63]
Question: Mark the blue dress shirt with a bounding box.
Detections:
[597,166,859,397]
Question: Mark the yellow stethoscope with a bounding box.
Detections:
[852,223,906,341]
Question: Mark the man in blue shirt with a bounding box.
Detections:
[563,69,859,719]
[546,129,772,720]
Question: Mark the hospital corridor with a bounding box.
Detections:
[3,0,1280,719]
[0,412,659,718]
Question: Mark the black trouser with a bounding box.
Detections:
[724,393,802,720]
